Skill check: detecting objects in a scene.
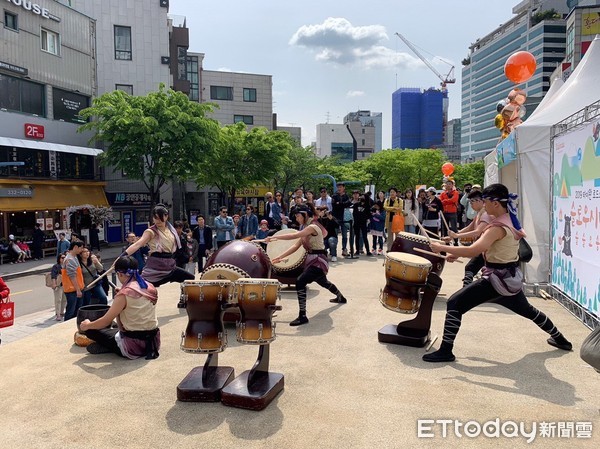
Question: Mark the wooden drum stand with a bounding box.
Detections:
[378,272,443,347]
[221,279,285,411]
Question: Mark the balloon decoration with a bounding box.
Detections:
[441,162,454,176]
[494,88,527,140]
[504,51,536,84]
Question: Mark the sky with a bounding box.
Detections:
[169,0,519,148]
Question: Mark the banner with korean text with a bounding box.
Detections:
[551,120,600,317]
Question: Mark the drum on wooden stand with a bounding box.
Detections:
[266,229,307,280]
[180,280,233,354]
[385,252,432,284]
[234,278,282,344]
[380,279,424,314]
[391,231,445,275]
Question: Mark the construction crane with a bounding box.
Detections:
[395,32,455,92]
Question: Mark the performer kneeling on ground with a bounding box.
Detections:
[424,183,572,363]
[123,204,194,288]
[444,189,492,287]
[265,206,348,326]
[79,256,160,359]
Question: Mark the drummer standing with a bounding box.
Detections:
[266,206,348,326]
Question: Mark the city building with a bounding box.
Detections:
[561,2,600,78]
[343,110,383,156]
[200,70,273,130]
[391,87,444,150]
[56,0,173,242]
[441,118,462,162]
[0,0,107,243]
[315,124,355,163]
[461,0,570,162]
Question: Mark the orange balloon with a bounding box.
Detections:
[504,51,536,84]
[441,162,454,176]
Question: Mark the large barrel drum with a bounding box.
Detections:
[202,240,271,281]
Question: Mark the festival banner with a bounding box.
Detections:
[496,132,516,169]
[551,120,600,317]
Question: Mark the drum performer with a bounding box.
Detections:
[424,183,572,362]
[445,189,492,286]
[265,206,348,326]
[79,256,160,359]
[123,204,194,288]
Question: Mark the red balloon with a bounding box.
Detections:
[504,51,536,84]
[441,162,454,176]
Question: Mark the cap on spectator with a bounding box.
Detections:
[472,184,482,190]
[427,187,437,193]
[260,219,268,225]
[9,234,15,240]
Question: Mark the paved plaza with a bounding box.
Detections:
[0,250,598,448]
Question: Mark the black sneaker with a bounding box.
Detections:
[547,337,573,351]
[422,348,456,362]
[86,342,111,354]
[329,296,347,304]
[290,315,309,326]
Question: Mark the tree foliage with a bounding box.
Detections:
[194,122,292,210]
[79,84,220,207]
[272,144,321,198]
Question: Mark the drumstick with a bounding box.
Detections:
[426,335,439,352]
[413,247,463,263]
[83,267,115,291]
[439,211,450,234]
[411,213,432,244]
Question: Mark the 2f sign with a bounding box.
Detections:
[24,123,44,139]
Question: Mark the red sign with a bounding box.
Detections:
[24,123,45,139]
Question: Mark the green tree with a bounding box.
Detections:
[452,160,485,187]
[195,122,292,211]
[273,144,320,200]
[79,85,220,208]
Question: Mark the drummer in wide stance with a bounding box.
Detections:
[424,183,572,362]
[265,205,348,326]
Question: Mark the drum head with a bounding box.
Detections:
[266,229,307,271]
[397,231,429,243]
[200,263,249,281]
[386,252,432,268]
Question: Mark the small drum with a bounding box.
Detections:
[385,252,432,284]
[180,280,232,353]
[379,281,422,314]
[234,278,281,344]
[202,240,271,280]
[459,236,475,246]
[391,231,445,275]
[266,229,307,278]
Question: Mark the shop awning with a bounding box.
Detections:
[0,181,109,212]
[0,136,102,156]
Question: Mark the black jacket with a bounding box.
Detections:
[331,193,351,221]
[193,225,214,250]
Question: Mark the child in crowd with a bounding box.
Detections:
[370,204,386,255]
[16,240,32,259]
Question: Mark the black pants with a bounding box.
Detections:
[153,267,194,288]
[353,222,369,254]
[440,278,562,350]
[295,265,343,316]
[462,254,485,286]
[85,328,124,357]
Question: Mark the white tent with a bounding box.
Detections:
[508,35,600,283]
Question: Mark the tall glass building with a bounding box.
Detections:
[461,0,568,161]
[391,87,444,149]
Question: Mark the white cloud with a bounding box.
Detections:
[346,90,365,98]
[290,17,420,69]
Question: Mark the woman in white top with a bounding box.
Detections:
[266,206,347,326]
[124,204,194,287]
[402,189,419,234]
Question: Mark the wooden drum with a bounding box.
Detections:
[202,240,271,281]
[180,280,232,354]
[234,278,281,344]
[385,252,431,284]
[379,280,422,314]
[266,229,307,279]
[459,236,475,246]
[391,231,445,275]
